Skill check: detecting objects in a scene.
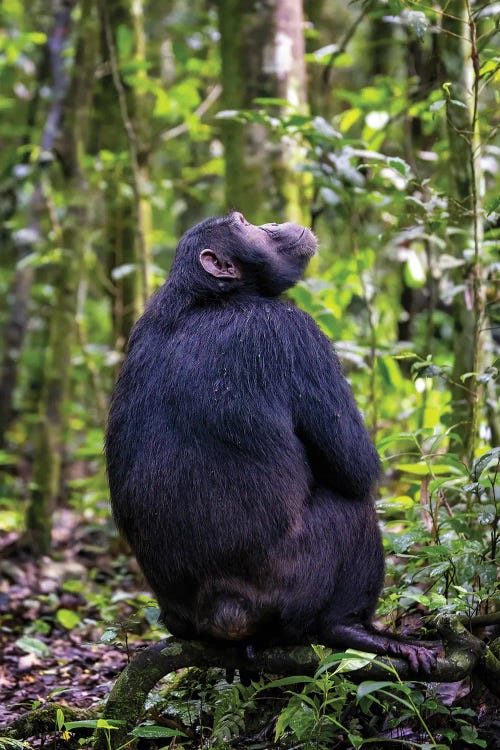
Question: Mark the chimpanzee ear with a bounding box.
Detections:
[199,249,241,279]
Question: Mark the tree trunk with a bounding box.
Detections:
[218,0,308,224]
[26,0,98,555]
[0,9,64,448]
[440,0,498,460]
[98,0,153,350]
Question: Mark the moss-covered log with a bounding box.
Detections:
[93,616,499,750]
[2,702,95,743]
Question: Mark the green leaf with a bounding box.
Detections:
[397,462,456,475]
[116,24,134,62]
[64,720,100,729]
[101,627,119,643]
[333,652,376,674]
[130,726,187,738]
[430,99,445,112]
[56,609,81,630]
[388,157,410,176]
[404,249,426,288]
[472,448,500,480]
[56,708,65,730]
[255,675,315,691]
[15,636,50,657]
[215,109,243,120]
[339,107,362,133]
[65,719,124,730]
[26,32,47,44]
[253,97,291,106]
[389,530,424,553]
[357,680,409,699]
[314,649,375,677]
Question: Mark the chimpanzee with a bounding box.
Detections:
[106,211,438,672]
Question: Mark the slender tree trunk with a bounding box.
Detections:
[98,0,153,350]
[26,0,98,555]
[440,0,498,460]
[0,7,68,448]
[218,0,308,224]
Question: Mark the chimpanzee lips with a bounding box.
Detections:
[287,227,318,257]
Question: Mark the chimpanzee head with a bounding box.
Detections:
[168,211,317,299]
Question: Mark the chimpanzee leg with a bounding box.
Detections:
[161,608,198,640]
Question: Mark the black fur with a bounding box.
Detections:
[106,212,437,671]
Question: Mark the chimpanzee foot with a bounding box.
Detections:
[322,621,441,675]
[383,639,440,673]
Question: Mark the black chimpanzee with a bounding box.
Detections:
[106,212,438,672]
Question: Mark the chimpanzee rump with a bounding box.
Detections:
[106,212,436,671]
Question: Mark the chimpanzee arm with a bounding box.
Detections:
[290,311,380,499]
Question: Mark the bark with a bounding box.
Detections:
[98,0,153,349]
[218,0,308,224]
[26,0,98,555]
[440,0,499,459]
[92,616,499,750]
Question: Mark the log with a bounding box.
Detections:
[94,616,499,750]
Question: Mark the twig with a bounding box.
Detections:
[321,4,369,87]
[159,83,222,143]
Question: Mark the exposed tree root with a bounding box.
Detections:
[91,615,498,750]
[1,616,498,750]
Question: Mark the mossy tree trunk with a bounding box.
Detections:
[440,0,499,460]
[98,0,153,350]
[26,0,98,555]
[0,8,53,449]
[218,0,308,224]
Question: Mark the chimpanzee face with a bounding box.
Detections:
[198,212,317,297]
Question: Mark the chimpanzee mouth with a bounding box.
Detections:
[287,227,318,257]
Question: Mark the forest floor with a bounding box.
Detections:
[0,510,141,727]
[1,510,500,749]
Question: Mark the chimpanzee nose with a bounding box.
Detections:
[233,211,249,225]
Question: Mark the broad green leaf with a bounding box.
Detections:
[357,680,410,699]
[397,463,463,476]
[130,726,187,738]
[15,636,50,657]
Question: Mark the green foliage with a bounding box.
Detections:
[143,650,488,749]
[0,0,498,746]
